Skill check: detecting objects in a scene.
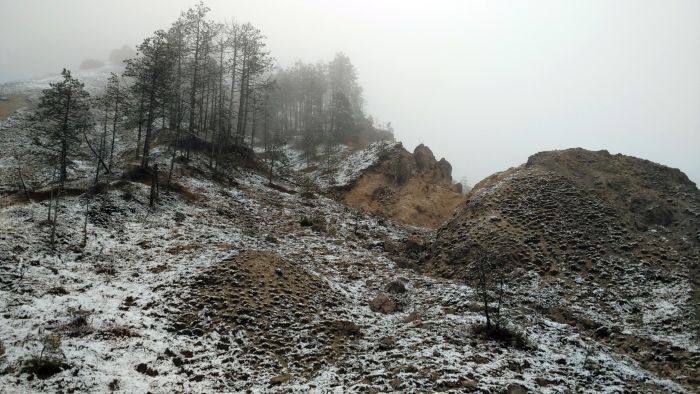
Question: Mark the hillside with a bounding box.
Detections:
[0,83,695,392]
[0,63,697,392]
[281,141,465,228]
[416,148,700,389]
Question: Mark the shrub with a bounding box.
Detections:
[20,356,69,379]
[351,209,364,234]
[95,326,140,339]
[299,211,327,232]
[471,323,529,350]
[60,307,93,337]
[299,176,320,198]
[20,334,69,379]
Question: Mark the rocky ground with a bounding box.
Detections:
[0,149,691,392]
[419,148,700,391]
[0,73,696,393]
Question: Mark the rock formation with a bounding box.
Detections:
[341,143,464,227]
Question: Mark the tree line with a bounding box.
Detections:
[29,1,393,248]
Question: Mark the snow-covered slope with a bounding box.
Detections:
[0,139,690,392]
[0,80,694,393]
[283,140,399,189]
[0,66,119,98]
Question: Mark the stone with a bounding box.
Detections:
[460,378,478,390]
[391,364,418,374]
[369,292,399,314]
[378,335,396,350]
[135,363,158,377]
[328,320,361,337]
[269,374,293,385]
[436,158,452,179]
[404,312,421,323]
[385,280,407,293]
[507,383,528,394]
[413,144,437,170]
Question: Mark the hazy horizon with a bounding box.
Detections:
[1,0,698,186]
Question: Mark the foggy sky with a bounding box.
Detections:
[1,0,699,186]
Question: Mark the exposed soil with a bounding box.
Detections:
[165,250,359,377]
[419,148,700,389]
[341,143,465,227]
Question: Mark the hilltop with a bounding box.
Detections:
[415,148,700,389]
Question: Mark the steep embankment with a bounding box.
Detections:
[341,143,465,227]
[420,148,700,389]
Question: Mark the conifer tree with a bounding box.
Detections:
[32,69,92,247]
[33,69,92,187]
[124,30,173,168]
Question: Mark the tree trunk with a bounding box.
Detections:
[95,129,106,185]
[81,196,90,247]
[168,127,180,187]
[141,68,158,169]
[136,93,145,160]
[17,163,30,201]
[249,92,257,148]
[187,19,202,159]
[228,38,238,136]
[268,156,275,186]
[109,98,119,172]
[236,47,248,142]
[479,262,491,329]
[59,86,72,187]
[149,163,159,207]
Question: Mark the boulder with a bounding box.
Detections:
[369,292,399,314]
[436,158,452,179]
[385,280,407,294]
[643,205,674,226]
[404,311,421,323]
[507,383,528,394]
[378,335,396,350]
[328,320,361,337]
[270,374,293,385]
[413,144,437,170]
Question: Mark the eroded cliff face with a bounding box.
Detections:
[341,143,465,227]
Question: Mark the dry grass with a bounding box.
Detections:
[0,187,90,208]
[0,96,30,120]
[167,182,202,203]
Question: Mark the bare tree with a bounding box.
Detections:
[472,246,508,330]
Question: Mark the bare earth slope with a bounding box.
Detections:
[341,143,465,228]
[421,148,700,389]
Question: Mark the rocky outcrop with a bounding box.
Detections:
[341,143,465,227]
[418,148,700,388]
[413,144,436,171]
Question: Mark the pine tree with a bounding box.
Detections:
[32,68,92,247]
[332,91,356,144]
[103,73,127,172]
[124,30,174,169]
[33,69,92,187]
